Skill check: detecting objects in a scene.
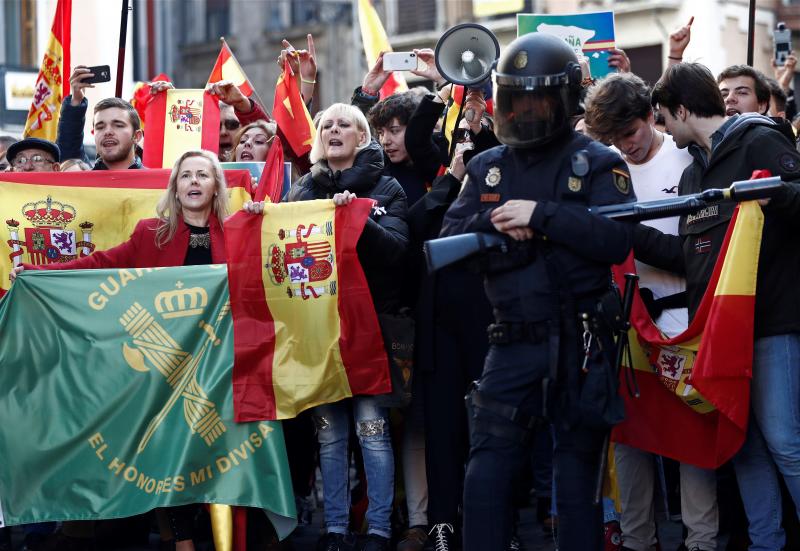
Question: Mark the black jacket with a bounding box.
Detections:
[442,130,636,322]
[634,114,800,338]
[286,140,410,313]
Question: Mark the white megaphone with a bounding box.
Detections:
[434,23,500,87]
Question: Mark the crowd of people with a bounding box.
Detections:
[2,13,800,551]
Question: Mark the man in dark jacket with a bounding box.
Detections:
[56,65,143,170]
[640,62,800,551]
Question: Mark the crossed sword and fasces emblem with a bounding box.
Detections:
[119,297,230,454]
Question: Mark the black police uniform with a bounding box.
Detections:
[440,129,636,550]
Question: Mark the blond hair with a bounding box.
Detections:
[155,150,229,248]
[309,103,371,164]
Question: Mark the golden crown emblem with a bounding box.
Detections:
[22,196,76,228]
[155,283,208,319]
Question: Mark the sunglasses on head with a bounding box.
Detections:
[221,120,241,131]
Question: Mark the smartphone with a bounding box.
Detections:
[84,65,111,84]
[383,52,420,72]
[774,22,792,67]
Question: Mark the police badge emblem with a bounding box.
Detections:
[568,177,582,192]
[514,51,528,70]
[612,168,631,195]
[485,167,502,187]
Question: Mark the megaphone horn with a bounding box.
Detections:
[435,23,500,88]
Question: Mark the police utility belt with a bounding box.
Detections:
[487,321,550,345]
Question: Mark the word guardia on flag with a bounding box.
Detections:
[225,199,391,421]
[0,170,253,296]
[0,265,295,536]
[612,201,764,469]
[143,89,220,168]
[24,0,71,140]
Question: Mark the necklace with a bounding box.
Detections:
[189,232,210,249]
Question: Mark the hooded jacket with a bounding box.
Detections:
[287,140,410,313]
[635,114,800,338]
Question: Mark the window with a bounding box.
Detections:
[206,0,230,41]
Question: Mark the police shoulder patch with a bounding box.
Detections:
[612,168,631,195]
[778,152,800,173]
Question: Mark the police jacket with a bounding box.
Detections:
[286,140,410,314]
[441,130,636,323]
[634,114,800,338]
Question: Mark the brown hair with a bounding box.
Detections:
[584,73,653,143]
[651,63,726,118]
[231,120,277,160]
[717,65,771,105]
[93,97,141,131]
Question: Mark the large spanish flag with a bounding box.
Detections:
[143,89,220,168]
[272,60,316,159]
[224,199,391,421]
[358,0,408,98]
[0,169,253,296]
[611,201,764,469]
[23,0,71,141]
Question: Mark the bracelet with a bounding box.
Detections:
[668,55,683,61]
[301,77,316,84]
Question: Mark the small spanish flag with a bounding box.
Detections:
[611,200,764,469]
[208,39,255,98]
[358,0,407,99]
[23,0,71,141]
[272,61,316,158]
[143,89,220,168]
[224,199,391,421]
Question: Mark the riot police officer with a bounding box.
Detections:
[440,33,637,550]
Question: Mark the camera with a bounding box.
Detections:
[774,22,792,67]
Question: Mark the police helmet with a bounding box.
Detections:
[493,33,583,148]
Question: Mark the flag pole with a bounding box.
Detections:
[746,0,756,66]
[116,0,130,97]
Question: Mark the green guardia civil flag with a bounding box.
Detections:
[0,265,296,537]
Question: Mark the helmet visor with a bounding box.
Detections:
[493,87,569,148]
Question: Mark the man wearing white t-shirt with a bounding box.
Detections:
[585,73,718,551]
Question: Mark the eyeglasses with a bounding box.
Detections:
[12,154,55,167]
[221,119,241,131]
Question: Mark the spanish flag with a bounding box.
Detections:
[130,73,171,130]
[272,60,316,158]
[0,169,253,297]
[358,0,408,99]
[253,136,286,205]
[611,201,764,469]
[143,89,220,168]
[23,0,71,141]
[208,39,255,99]
[224,199,391,421]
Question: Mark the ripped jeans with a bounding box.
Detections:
[313,396,394,538]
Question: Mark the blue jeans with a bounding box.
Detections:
[313,396,394,538]
[733,334,800,551]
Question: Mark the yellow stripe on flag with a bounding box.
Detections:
[161,89,207,168]
[0,182,164,290]
[260,200,352,418]
[714,201,763,297]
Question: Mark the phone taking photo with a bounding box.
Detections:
[83,65,112,85]
[774,22,792,67]
[383,52,421,72]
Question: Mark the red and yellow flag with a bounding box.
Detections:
[130,73,171,130]
[611,200,764,469]
[358,0,408,99]
[253,136,286,205]
[0,169,253,297]
[208,39,255,98]
[225,199,391,421]
[24,0,71,141]
[272,61,316,158]
[143,89,220,168]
